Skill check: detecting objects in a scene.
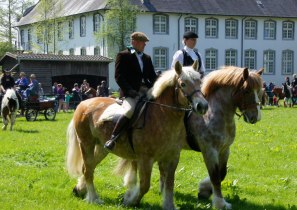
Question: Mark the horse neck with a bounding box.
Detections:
[154,86,186,117]
[207,86,237,120]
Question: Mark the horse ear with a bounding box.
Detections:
[257,68,264,75]
[243,68,249,81]
[174,61,182,75]
[192,60,198,71]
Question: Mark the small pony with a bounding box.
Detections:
[1,89,19,131]
[66,61,208,209]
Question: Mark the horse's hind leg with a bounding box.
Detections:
[10,113,16,131]
[2,115,8,130]
[123,157,153,207]
[78,142,108,204]
[158,155,179,210]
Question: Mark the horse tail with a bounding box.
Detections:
[114,159,136,188]
[66,119,83,177]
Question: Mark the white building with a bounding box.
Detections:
[15,0,297,89]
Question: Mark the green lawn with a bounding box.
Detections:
[0,106,296,210]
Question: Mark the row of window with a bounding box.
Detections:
[20,13,296,46]
[152,48,294,75]
[155,15,295,40]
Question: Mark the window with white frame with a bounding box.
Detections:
[245,19,257,39]
[153,48,168,70]
[69,48,74,55]
[225,19,238,39]
[263,50,275,74]
[58,22,63,41]
[93,13,102,32]
[225,49,237,66]
[282,50,294,74]
[28,29,31,50]
[153,14,168,34]
[81,47,86,55]
[205,49,217,70]
[80,16,86,37]
[264,20,276,40]
[48,24,53,43]
[94,46,100,55]
[205,18,218,38]
[184,17,198,34]
[244,49,256,69]
[69,19,74,39]
[20,29,24,47]
[282,21,294,40]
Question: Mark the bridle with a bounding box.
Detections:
[233,86,260,118]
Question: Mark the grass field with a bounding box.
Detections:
[0,105,296,210]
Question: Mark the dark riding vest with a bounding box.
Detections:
[182,49,202,70]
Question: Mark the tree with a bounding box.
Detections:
[33,0,63,54]
[0,0,35,48]
[0,41,14,58]
[95,0,141,58]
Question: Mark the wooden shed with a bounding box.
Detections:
[0,52,113,94]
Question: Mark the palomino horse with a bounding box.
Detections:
[1,89,19,131]
[117,66,263,209]
[66,61,208,209]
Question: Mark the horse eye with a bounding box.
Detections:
[181,83,186,88]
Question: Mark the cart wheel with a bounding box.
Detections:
[44,108,56,120]
[25,109,38,121]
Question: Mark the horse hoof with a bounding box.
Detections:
[72,186,86,198]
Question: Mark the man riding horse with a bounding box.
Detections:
[104,32,158,151]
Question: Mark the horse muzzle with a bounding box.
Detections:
[192,100,208,115]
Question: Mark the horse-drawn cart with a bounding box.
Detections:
[23,98,56,121]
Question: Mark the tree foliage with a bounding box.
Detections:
[0,0,35,47]
[0,41,14,58]
[96,0,141,58]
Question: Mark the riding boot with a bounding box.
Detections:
[104,115,130,151]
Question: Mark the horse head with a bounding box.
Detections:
[233,67,263,124]
[174,61,208,115]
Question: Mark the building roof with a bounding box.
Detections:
[16,0,297,27]
[0,52,113,64]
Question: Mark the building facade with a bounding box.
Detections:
[15,0,297,88]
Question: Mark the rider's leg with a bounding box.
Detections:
[104,97,136,151]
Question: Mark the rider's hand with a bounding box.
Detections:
[128,90,139,98]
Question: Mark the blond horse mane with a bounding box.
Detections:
[147,66,201,100]
[202,66,263,97]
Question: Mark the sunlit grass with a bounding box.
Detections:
[0,106,296,210]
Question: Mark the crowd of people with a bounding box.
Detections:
[262,74,297,107]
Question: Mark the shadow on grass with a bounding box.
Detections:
[174,192,297,210]
[15,128,39,133]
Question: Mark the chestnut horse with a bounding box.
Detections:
[119,66,263,209]
[66,61,208,209]
[1,88,19,131]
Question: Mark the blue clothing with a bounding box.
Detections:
[15,77,29,90]
[26,79,39,97]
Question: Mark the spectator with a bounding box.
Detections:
[96,80,109,97]
[15,71,29,91]
[38,83,44,100]
[57,83,65,112]
[72,83,81,110]
[64,91,71,112]
[52,82,58,95]
[84,83,96,98]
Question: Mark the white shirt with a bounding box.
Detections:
[131,48,144,72]
[171,46,205,73]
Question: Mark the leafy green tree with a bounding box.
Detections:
[0,0,35,48]
[95,0,141,58]
[33,0,63,54]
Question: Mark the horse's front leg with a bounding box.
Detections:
[158,152,180,210]
[10,113,16,131]
[200,148,231,210]
[123,157,153,207]
[2,115,8,130]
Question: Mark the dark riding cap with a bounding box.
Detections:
[183,31,198,39]
[131,32,149,42]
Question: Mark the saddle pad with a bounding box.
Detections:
[97,103,124,124]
